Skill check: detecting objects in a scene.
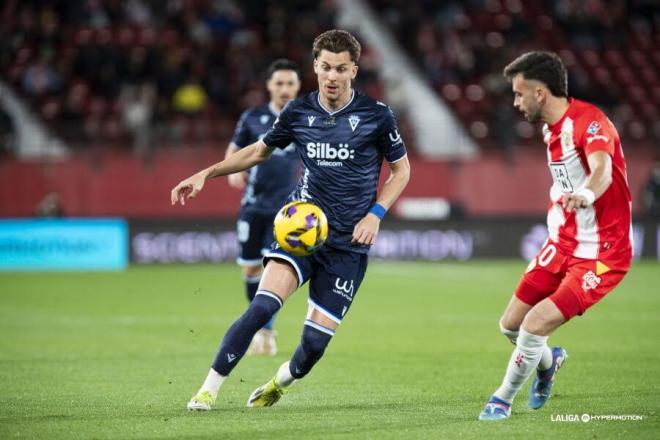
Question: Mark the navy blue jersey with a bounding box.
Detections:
[231,103,299,214]
[263,90,407,254]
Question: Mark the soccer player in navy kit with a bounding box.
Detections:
[171,30,411,410]
[224,59,300,356]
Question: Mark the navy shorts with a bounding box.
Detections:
[236,209,276,266]
[263,245,368,324]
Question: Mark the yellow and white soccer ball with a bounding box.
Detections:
[273,201,328,256]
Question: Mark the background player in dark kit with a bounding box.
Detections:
[224,59,301,356]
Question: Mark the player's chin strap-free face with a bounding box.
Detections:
[313,51,358,92]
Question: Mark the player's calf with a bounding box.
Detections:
[484,327,548,418]
[289,321,334,379]
[498,295,534,343]
[500,317,555,381]
[211,291,282,375]
[499,319,519,345]
[520,299,566,337]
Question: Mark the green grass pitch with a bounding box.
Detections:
[1,260,659,439]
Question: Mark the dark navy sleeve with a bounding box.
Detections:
[230,110,251,148]
[262,102,295,149]
[378,106,407,162]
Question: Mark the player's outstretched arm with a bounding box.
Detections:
[562,151,612,211]
[352,156,411,245]
[225,143,248,190]
[171,140,273,206]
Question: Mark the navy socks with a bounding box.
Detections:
[212,291,282,375]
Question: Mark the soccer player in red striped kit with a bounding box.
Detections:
[479,51,633,420]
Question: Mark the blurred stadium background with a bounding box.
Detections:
[1,1,659,438]
[0,0,658,267]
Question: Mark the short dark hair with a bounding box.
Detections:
[503,51,568,98]
[266,58,300,79]
[313,29,361,63]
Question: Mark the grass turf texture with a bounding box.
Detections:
[1,261,658,439]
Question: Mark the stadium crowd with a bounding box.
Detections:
[370,0,660,149]
[1,0,381,153]
[1,0,659,154]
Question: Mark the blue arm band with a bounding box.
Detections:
[369,203,387,220]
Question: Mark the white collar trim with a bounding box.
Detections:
[317,89,355,115]
[268,101,281,116]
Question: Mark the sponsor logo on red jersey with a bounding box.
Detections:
[586,120,601,134]
[581,270,602,291]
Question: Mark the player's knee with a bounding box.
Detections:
[290,324,333,379]
[521,308,558,336]
[499,319,519,345]
[301,326,331,355]
[247,292,282,322]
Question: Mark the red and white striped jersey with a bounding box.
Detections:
[543,98,632,269]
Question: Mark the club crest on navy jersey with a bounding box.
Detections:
[348,115,360,132]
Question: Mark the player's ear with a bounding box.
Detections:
[313,59,319,74]
[350,64,358,79]
[535,86,545,103]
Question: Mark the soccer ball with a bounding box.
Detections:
[273,201,328,256]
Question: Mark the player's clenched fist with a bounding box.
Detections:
[561,190,593,212]
[561,194,587,212]
[171,172,207,206]
[352,213,380,245]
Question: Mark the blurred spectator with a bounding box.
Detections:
[120,82,155,154]
[0,108,15,155]
[551,0,627,49]
[124,0,153,25]
[172,77,208,115]
[171,75,208,146]
[22,53,62,97]
[641,162,660,219]
[35,192,65,218]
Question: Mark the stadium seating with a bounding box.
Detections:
[2,1,658,153]
[0,0,382,150]
[368,0,660,149]
[1,1,657,219]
